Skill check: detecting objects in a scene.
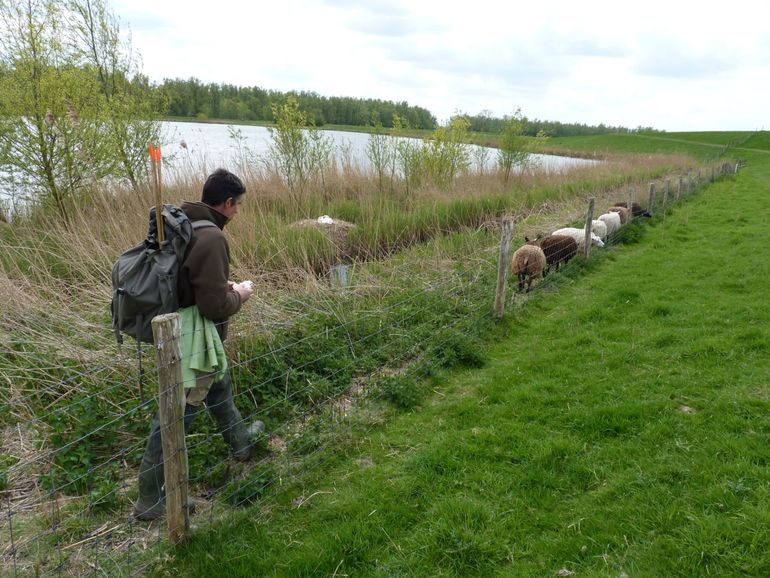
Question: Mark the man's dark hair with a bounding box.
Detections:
[201,168,246,206]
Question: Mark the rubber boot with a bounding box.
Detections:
[133,454,165,521]
[206,373,253,461]
[132,404,199,520]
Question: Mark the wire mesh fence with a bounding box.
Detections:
[0,161,739,576]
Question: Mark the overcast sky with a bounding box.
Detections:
[112,0,770,132]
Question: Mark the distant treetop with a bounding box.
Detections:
[155,78,662,136]
[157,78,437,130]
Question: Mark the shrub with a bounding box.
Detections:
[614,221,646,245]
[41,396,119,494]
[378,373,422,409]
[432,330,486,369]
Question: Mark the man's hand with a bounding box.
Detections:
[232,280,254,303]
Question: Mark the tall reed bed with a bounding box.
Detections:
[0,149,696,312]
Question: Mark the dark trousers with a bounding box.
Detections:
[137,371,248,496]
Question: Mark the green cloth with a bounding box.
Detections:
[179,305,228,388]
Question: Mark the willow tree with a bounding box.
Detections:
[68,0,161,189]
[497,109,529,184]
[496,109,549,183]
[390,114,424,196]
[419,115,471,187]
[266,95,333,200]
[366,114,395,194]
[0,0,160,219]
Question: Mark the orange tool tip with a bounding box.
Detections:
[147,144,161,162]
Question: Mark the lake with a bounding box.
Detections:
[161,121,596,177]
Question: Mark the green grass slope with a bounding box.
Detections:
[547,130,767,162]
[154,142,770,577]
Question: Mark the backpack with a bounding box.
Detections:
[111,204,216,345]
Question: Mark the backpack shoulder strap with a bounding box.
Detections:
[191,219,217,231]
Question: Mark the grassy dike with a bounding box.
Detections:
[152,139,770,577]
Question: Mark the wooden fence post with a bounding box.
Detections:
[711,166,715,182]
[152,313,189,545]
[688,173,693,194]
[627,189,634,222]
[663,179,670,214]
[583,197,595,259]
[677,176,683,202]
[494,218,514,320]
[647,183,655,216]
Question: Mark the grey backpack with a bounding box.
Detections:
[111,204,215,344]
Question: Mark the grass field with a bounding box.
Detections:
[545,132,753,161]
[149,139,770,577]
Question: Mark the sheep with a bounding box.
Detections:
[612,201,651,218]
[552,227,605,249]
[597,212,621,237]
[526,234,578,275]
[591,219,608,241]
[510,244,546,292]
[608,206,629,224]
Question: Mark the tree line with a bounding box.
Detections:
[463,110,663,137]
[158,80,659,137]
[158,78,438,130]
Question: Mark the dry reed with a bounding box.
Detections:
[0,150,697,326]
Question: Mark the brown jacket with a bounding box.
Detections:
[178,201,241,340]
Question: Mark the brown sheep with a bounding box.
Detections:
[527,234,578,275]
[510,244,546,292]
[608,206,629,224]
[612,201,651,218]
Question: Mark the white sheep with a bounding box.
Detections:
[597,212,621,237]
[591,219,608,241]
[552,227,605,249]
[608,206,629,224]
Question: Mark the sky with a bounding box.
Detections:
[112,0,770,132]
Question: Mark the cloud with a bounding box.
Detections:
[119,13,170,34]
[316,0,399,10]
[348,12,440,37]
[550,34,631,59]
[632,36,733,78]
[112,2,172,33]
[380,34,569,87]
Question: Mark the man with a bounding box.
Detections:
[133,168,254,521]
